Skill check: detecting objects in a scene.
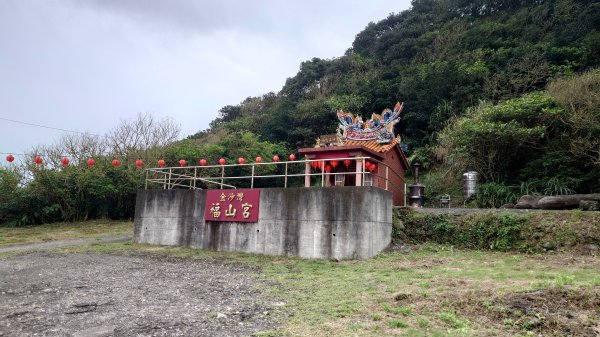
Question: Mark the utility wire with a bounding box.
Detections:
[0,152,28,156]
[0,116,104,138]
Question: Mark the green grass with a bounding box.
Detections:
[45,241,600,336]
[0,220,132,246]
[439,310,469,329]
[388,318,408,328]
[2,219,597,336]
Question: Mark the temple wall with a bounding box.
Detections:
[134,187,392,260]
[382,148,407,206]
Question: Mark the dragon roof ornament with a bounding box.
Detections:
[336,102,404,144]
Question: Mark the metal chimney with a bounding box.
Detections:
[463,171,478,201]
[408,163,425,207]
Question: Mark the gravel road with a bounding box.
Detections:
[0,253,279,336]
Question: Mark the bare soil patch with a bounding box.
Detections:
[0,253,278,336]
[495,287,600,336]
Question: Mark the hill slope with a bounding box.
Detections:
[193,0,600,151]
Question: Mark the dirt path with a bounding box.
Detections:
[0,253,278,336]
[0,235,132,254]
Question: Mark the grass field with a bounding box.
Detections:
[1,221,598,336]
[0,220,132,246]
[54,241,600,336]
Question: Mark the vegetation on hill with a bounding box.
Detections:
[1,0,599,225]
[196,0,599,149]
[190,0,600,204]
[396,208,600,252]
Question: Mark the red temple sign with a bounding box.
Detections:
[205,189,260,222]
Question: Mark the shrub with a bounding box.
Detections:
[474,182,517,208]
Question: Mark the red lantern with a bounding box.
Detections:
[311,161,318,169]
[219,158,226,165]
[238,157,245,164]
[136,159,143,167]
[61,157,69,166]
[158,159,166,167]
[112,159,120,167]
[34,156,43,165]
[179,159,187,167]
[199,159,207,166]
[273,155,279,162]
[87,158,95,166]
[368,163,377,172]
[364,160,371,168]
[289,154,296,161]
[330,160,339,168]
[255,156,263,163]
[317,161,323,168]
[325,164,332,173]
[6,154,14,163]
[343,159,352,167]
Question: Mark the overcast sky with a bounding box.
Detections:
[0,0,411,158]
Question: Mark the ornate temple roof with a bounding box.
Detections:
[299,102,410,169]
[344,137,400,153]
[337,102,403,144]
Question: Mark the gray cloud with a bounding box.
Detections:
[0,0,411,158]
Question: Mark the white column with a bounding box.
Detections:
[305,162,311,187]
[355,159,363,186]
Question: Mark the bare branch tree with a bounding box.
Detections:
[106,112,181,163]
[28,133,108,170]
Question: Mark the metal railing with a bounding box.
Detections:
[144,156,407,205]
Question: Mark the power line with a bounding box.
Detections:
[0,116,104,138]
[0,152,27,156]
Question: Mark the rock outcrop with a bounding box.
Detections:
[536,194,600,210]
[514,194,600,210]
[515,195,543,209]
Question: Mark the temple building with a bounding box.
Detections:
[298,102,410,206]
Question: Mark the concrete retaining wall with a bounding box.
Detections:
[134,187,392,260]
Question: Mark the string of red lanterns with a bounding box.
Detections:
[4,154,371,173]
[2,153,143,168]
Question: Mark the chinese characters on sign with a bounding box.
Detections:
[205,189,260,222]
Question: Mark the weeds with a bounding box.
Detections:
[383,304,412,315]
[387,318,408,328]
[554,275,575,287]
[439,311,469,329]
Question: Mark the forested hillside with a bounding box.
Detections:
[195,0,599,150]
[2,0,599,226]
[188,0,600,205]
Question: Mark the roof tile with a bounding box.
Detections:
[343,138,399,153]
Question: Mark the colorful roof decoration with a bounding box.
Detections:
[337,102,404,144]
[344,137,400,153]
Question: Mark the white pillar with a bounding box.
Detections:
[355,160,363,186]
[304,162,311,187]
